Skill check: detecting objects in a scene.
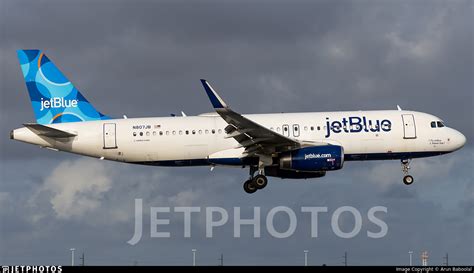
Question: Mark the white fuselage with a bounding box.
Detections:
[11,110,466,167]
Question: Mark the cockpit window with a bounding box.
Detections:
[437,121,445,128]
[430,121,436,128]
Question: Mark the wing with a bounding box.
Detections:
[200,79,305,156]
[23,123,77,138]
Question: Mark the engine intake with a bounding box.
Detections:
[280,145,344,172]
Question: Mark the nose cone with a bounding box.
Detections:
[451,130,466,151]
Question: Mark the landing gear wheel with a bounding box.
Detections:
[401,159,414,185]
[253,174,268,190]
[403,175,414,185]
[243,180,257,194]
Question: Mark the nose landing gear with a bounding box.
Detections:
[401,159,414,185]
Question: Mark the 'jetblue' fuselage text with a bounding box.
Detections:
[325,116,392,138]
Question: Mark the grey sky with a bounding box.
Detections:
[0,0,473,265]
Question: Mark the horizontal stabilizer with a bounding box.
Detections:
[23,123,76,138]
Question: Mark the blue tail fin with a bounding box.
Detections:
[17,49,111,124]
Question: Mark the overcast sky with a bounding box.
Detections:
[0,0,473,266]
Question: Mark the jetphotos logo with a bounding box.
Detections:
[40,97,78,111]
[1,266,62,273]
[127,199,388,245]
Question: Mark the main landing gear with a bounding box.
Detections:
[401,159,414,185]
[243,166,268,194]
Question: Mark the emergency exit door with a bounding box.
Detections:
[103,123,118,149]
[402,114,416,139]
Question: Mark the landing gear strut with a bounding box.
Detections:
[243,165,269,194]
[401,159,414,185]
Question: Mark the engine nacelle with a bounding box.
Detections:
[279,145,344,172]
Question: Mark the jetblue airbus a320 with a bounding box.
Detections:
[11,50,466,193]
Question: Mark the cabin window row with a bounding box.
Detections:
[268,124,391,131]
[133,123,391,137]
[133,129,224,137]
[133,125,320,137]
[269,126,320,132]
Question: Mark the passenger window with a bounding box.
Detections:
[212,129,215,134]
[172,131,176,135]
[185,130,189,135]
[293,125,300,137]
[284,127,288,132]
[198,130,202,134]
[311,126,314,131]
[192,130,196,135]
[146,132,150,136]
[317,126,320,131]
[159,131,163,136]
[218,129,222,134]
[431,121,436,128]
[304,126,308,131]
[166,131,169,135]
[437,121,445,128]
[179,130,183,135]
[139,132,143,136]
[205,130,209,134]
[133,132,137,137]
[276,127,280,132]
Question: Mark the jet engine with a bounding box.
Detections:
[279,145,344,172]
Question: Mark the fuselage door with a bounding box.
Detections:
[103,123,118,149]
[401,114,416,139]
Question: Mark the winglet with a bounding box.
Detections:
[200,79,228,109]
